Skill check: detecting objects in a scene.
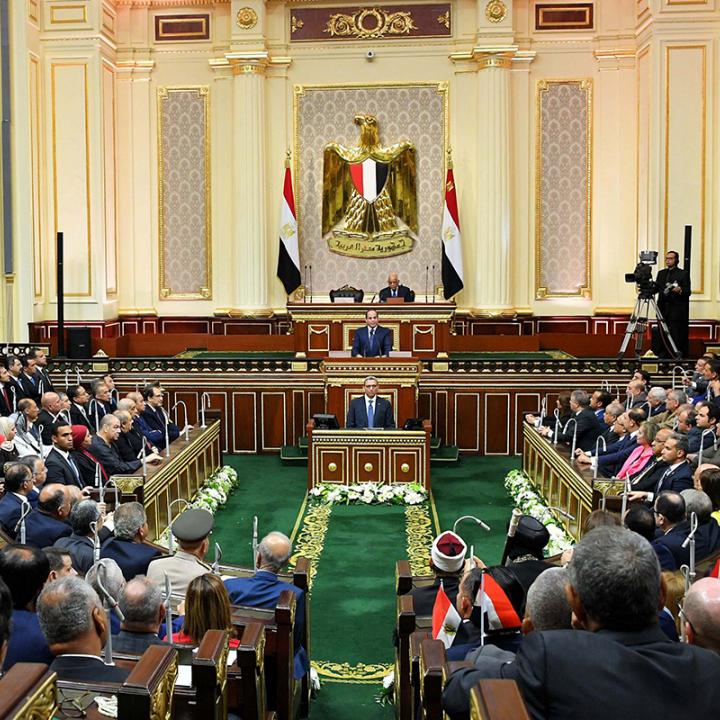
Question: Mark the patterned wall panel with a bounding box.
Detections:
[294,83,447,295]
[535,80,592,298]
[158,87,211,300]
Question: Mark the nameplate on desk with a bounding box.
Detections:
[333,297,357,304]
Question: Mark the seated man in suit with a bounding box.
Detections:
[86,559,126,635]
[54,499,104,575]
[87,378,114,433]
[683,577,720,654]
[345,376,395,429]
[351,309,392,358]
[91,414,160,477]
[0,463,36,537]
[24,484,72,548]
[37,575,130,682]
[442,526,720,720]
[45,422,88,489]
[378,272,415,303]
[68,384,92,431]
[538,389,602,451]
[101,501,163,580]
[651,491,690,570]
[113,577,168,655]
[140,384,180,450]
[0,544,54,670]
[44,547,77,582]
[225,531,308,678]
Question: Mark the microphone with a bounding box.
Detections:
[14,502,32,539]
[308,265,313,303]
[212,541,223,575]
[424,265,429,303]
[369,293,377,305]
[303,265,308,303]
[431,264,436,303]
[453,514,491,533]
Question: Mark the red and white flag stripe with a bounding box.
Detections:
[441,168,464,299]
[474,573,522,631]
[432,581,462,649]
[276,166,301,295]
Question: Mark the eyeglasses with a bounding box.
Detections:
[678,602,697,636]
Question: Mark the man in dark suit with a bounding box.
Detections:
[224,531,308,679]
[140,385,180,451]
[37,575,130,682]
[539,389,602,451]
[0,363,15,416]
[0,545,54,670]
[18,355,42,405]
[68,384,92,431]
[24,484,72,548]
[30,348,54,394]
[345,376,395,429]
[87,379,114,433]
[442,526,720,720]
[629,432,693,503]
[113,577,168,655]
[656,250,691,358]
[101,502,163,580]
[0,463,35,538]
[351,309,393,358]
[54,499,104,575]
[4,355,26,407]
[651,491,690,570]
[378,272,415,303]
[45,422,87,489]
[91,414,156,477]
[37,392,64,446]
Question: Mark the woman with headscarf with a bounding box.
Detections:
[70,424,108,488]
[0,417,19,476]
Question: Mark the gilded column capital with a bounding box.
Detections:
[226,52,269,75]
[450,45,518,70]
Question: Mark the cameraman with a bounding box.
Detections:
[656,250,691,357]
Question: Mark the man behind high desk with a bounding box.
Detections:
[656,249,691,358]
[346,375,395,429]
[351,309,392,358]
[379,272,415,303]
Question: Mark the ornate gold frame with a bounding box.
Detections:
[157,86,212,300]
[292,81,449,234]
[534,79,593,299]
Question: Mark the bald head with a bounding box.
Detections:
[65,485,84,508]
[41,392,61,413]
[684,578,720,653]
[38,483,69,518]
[257,531,292,573]
[694,463,719,492]
[119,577,164,630]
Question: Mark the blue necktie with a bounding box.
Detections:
[367,400,374,429]
[369,329,375,354]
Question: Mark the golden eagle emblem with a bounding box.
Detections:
[322,114,417,258]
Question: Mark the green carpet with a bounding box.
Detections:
[214,455,520,718]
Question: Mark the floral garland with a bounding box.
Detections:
[190,465,240,513]
[504,469,574,556]
[309,482,427,506]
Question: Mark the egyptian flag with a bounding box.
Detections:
[276,164,302,295]
[350,159,389,202]
[474,572,522,631]
[441,167,464,299]
[432,581,462,649]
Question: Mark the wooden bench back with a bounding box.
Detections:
[0,663,57,719]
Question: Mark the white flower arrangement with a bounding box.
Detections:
[190,465,239,514]
[374,669,394,706]
[504,469,574,556]
[309,482,427,507]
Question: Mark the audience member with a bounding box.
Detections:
[70,424,107,487]
[101,501,163,580]
[628,427,673,494]
[0,577,11,668]
[86,558,126,635]
[645,386,667,417]
[525,393,571,430]
[589,390,613,425]
[598,401,624,444]
[0,361,16,416]
[168,573,239,648]
[617,422,657,479]
[443,526,720,720]
[43,547,77,581]
[37,576,130,681]
[68,384,92,431]
[37,392,64,446]
[626,378,647,408]
[647,388,687,428]
[628,432,693,503]
[683,578,720,654]
[54,499,104,574]
[18,454,47,497]
[651,491,689,570]
[24,484,72,547]
[0,417,19,473]
[45,422,87,489]
[30,348,54,394]
[90,414,152,477]
[0,544,53,669]
[147,508,213,595]
[114,576,167,655]
[538,390,602,450]
[88,379,114,433]
[140,385,180,450]
[688,401,719,454]
[697,465,720,523]
[623,503,656,542]
[13,398,42,457]
[0,463,36,537]
[19,354,41,404]
[680,489,720,559]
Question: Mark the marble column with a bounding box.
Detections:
[472,52,512,314]
[229,55,269,314]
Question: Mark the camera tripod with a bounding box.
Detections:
[617,293,681,359]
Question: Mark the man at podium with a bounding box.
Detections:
[351,309,392,357]
[379,272,415,303]
[346,376,395,429]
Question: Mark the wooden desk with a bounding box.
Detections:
[287,302,455,357]
[306,420,431,490]
[521,423,622,540]
[110,419,222,541]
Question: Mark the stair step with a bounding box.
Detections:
[431,445,460,463]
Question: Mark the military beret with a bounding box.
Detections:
[171,508,214,542]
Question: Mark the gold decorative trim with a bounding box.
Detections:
[534,79,593,299]
[288,502,331,589]
[112,477,145,494]
[291,15,304,33]
[117,307,160,317]
[405,504,433,575]
[236,7,258,29]
[157,86,212,300]
[50,3,88,24]
[10,671,58,717]
[324,8,417,39]
[312,660,392,683]
[485,0,507,24]
[437,10,450,28]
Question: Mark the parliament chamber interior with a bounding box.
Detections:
[0,0,720,718]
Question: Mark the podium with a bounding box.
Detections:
[306,420,431,490]
[320,358,422,427]
[288,302,455,357]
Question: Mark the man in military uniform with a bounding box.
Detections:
[146,508,213,596]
